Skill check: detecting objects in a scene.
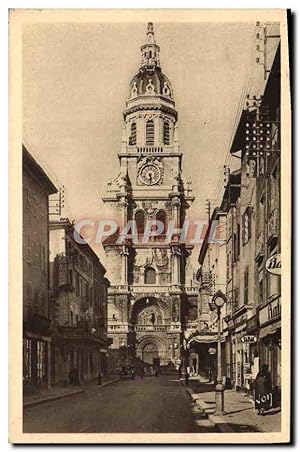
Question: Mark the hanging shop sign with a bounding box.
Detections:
[208,347,216,355]
[241,335,257,344]
[265,253,281,276]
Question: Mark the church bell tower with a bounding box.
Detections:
[103,23,195,371]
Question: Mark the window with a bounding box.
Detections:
[41,245,46,272]
[244,268,249,305]
[75,273,80,296]
[68,269,73,286]
[233,287,239,311]
[32,240,39,268]
[259,195,265,230]
[242,208,252,245]
[146,120,154,145]
[129,122,137,145]
[135,210,145,236]
[25,233,31,263]
[23,338,32,380]
[163,120,170,145]
[156,210,167,237]
[36,340,46,381]
[86,282,89,304]
[70,310,73,327]
[259,279,264,305]
[145,267,156,284]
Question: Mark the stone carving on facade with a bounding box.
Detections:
[134,248,169,269]
[159,272,171,284]
[145,78,155,95]
[172,299,180,323]
[153,248,169,267]
[131,81,138,98]
[162,81,170,97]
[137,305,163,325]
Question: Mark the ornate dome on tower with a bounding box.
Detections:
[128,22,174,100]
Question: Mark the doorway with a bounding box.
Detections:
[142,342,159,365]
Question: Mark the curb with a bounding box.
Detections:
[184,380,235,433]
[24,378,119,408]
[24,389,84,408]
[98,378,119,388]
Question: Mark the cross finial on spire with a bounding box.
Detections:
[146,22,155,45]
[141,22,160,68]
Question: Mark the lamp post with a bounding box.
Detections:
[182,337,189,386]
[209,290,227,415]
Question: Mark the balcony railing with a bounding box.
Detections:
[137,146,163,153]
[267,208,279,246]
[135,325,166,332]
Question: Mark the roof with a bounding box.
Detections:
[23,144,58,195]
[49,219,107,274]
[130,66,173,99]
[198,207,226,266]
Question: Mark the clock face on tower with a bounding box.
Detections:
[139,164,161,185]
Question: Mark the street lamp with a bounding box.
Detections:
[182,337,189,386]
[209,290,227,415]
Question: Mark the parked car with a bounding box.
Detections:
[119,366,135,380]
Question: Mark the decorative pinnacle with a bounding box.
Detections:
[147,22,155,44]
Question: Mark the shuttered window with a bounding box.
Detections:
[163,120,170,145]
[129,122,137,145]
[146,120,154,145]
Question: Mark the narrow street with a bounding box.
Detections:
[23,375,216,433]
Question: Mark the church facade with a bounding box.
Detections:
[103,23,197,371]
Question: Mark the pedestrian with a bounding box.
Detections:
[97,371,102,386]
[254,364,273,415]
[178,363,182,380]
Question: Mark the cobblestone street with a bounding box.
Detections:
[23,376,217,433]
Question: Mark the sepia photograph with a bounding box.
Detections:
[9,8,291,444]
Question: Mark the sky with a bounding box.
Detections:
[23,21,257,266]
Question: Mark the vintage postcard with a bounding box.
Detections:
[9,9,291,444]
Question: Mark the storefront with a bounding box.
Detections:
[246,313,260,384]
[232,305,254,391]
[258,295,281,390]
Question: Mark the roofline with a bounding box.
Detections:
[23,144,58,195]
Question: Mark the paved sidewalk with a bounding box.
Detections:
[187,376,281,433]
[24,375,118,408]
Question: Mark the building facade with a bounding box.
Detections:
[49,220,110,385]
[23,145,58,393]
[102,23,195,372]
[192,208,228,380]
[194,26,281,396]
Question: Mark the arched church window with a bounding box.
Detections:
[163,120,170,145]
[156,210,167,237]
[135,210,145,237]
[129,122,137,146]
[144,267,156,285]
[146,120,154,145]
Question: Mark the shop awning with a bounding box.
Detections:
[188,334,226,344]
[259,320,281,339]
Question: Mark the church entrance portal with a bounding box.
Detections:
[142,342,159,365]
